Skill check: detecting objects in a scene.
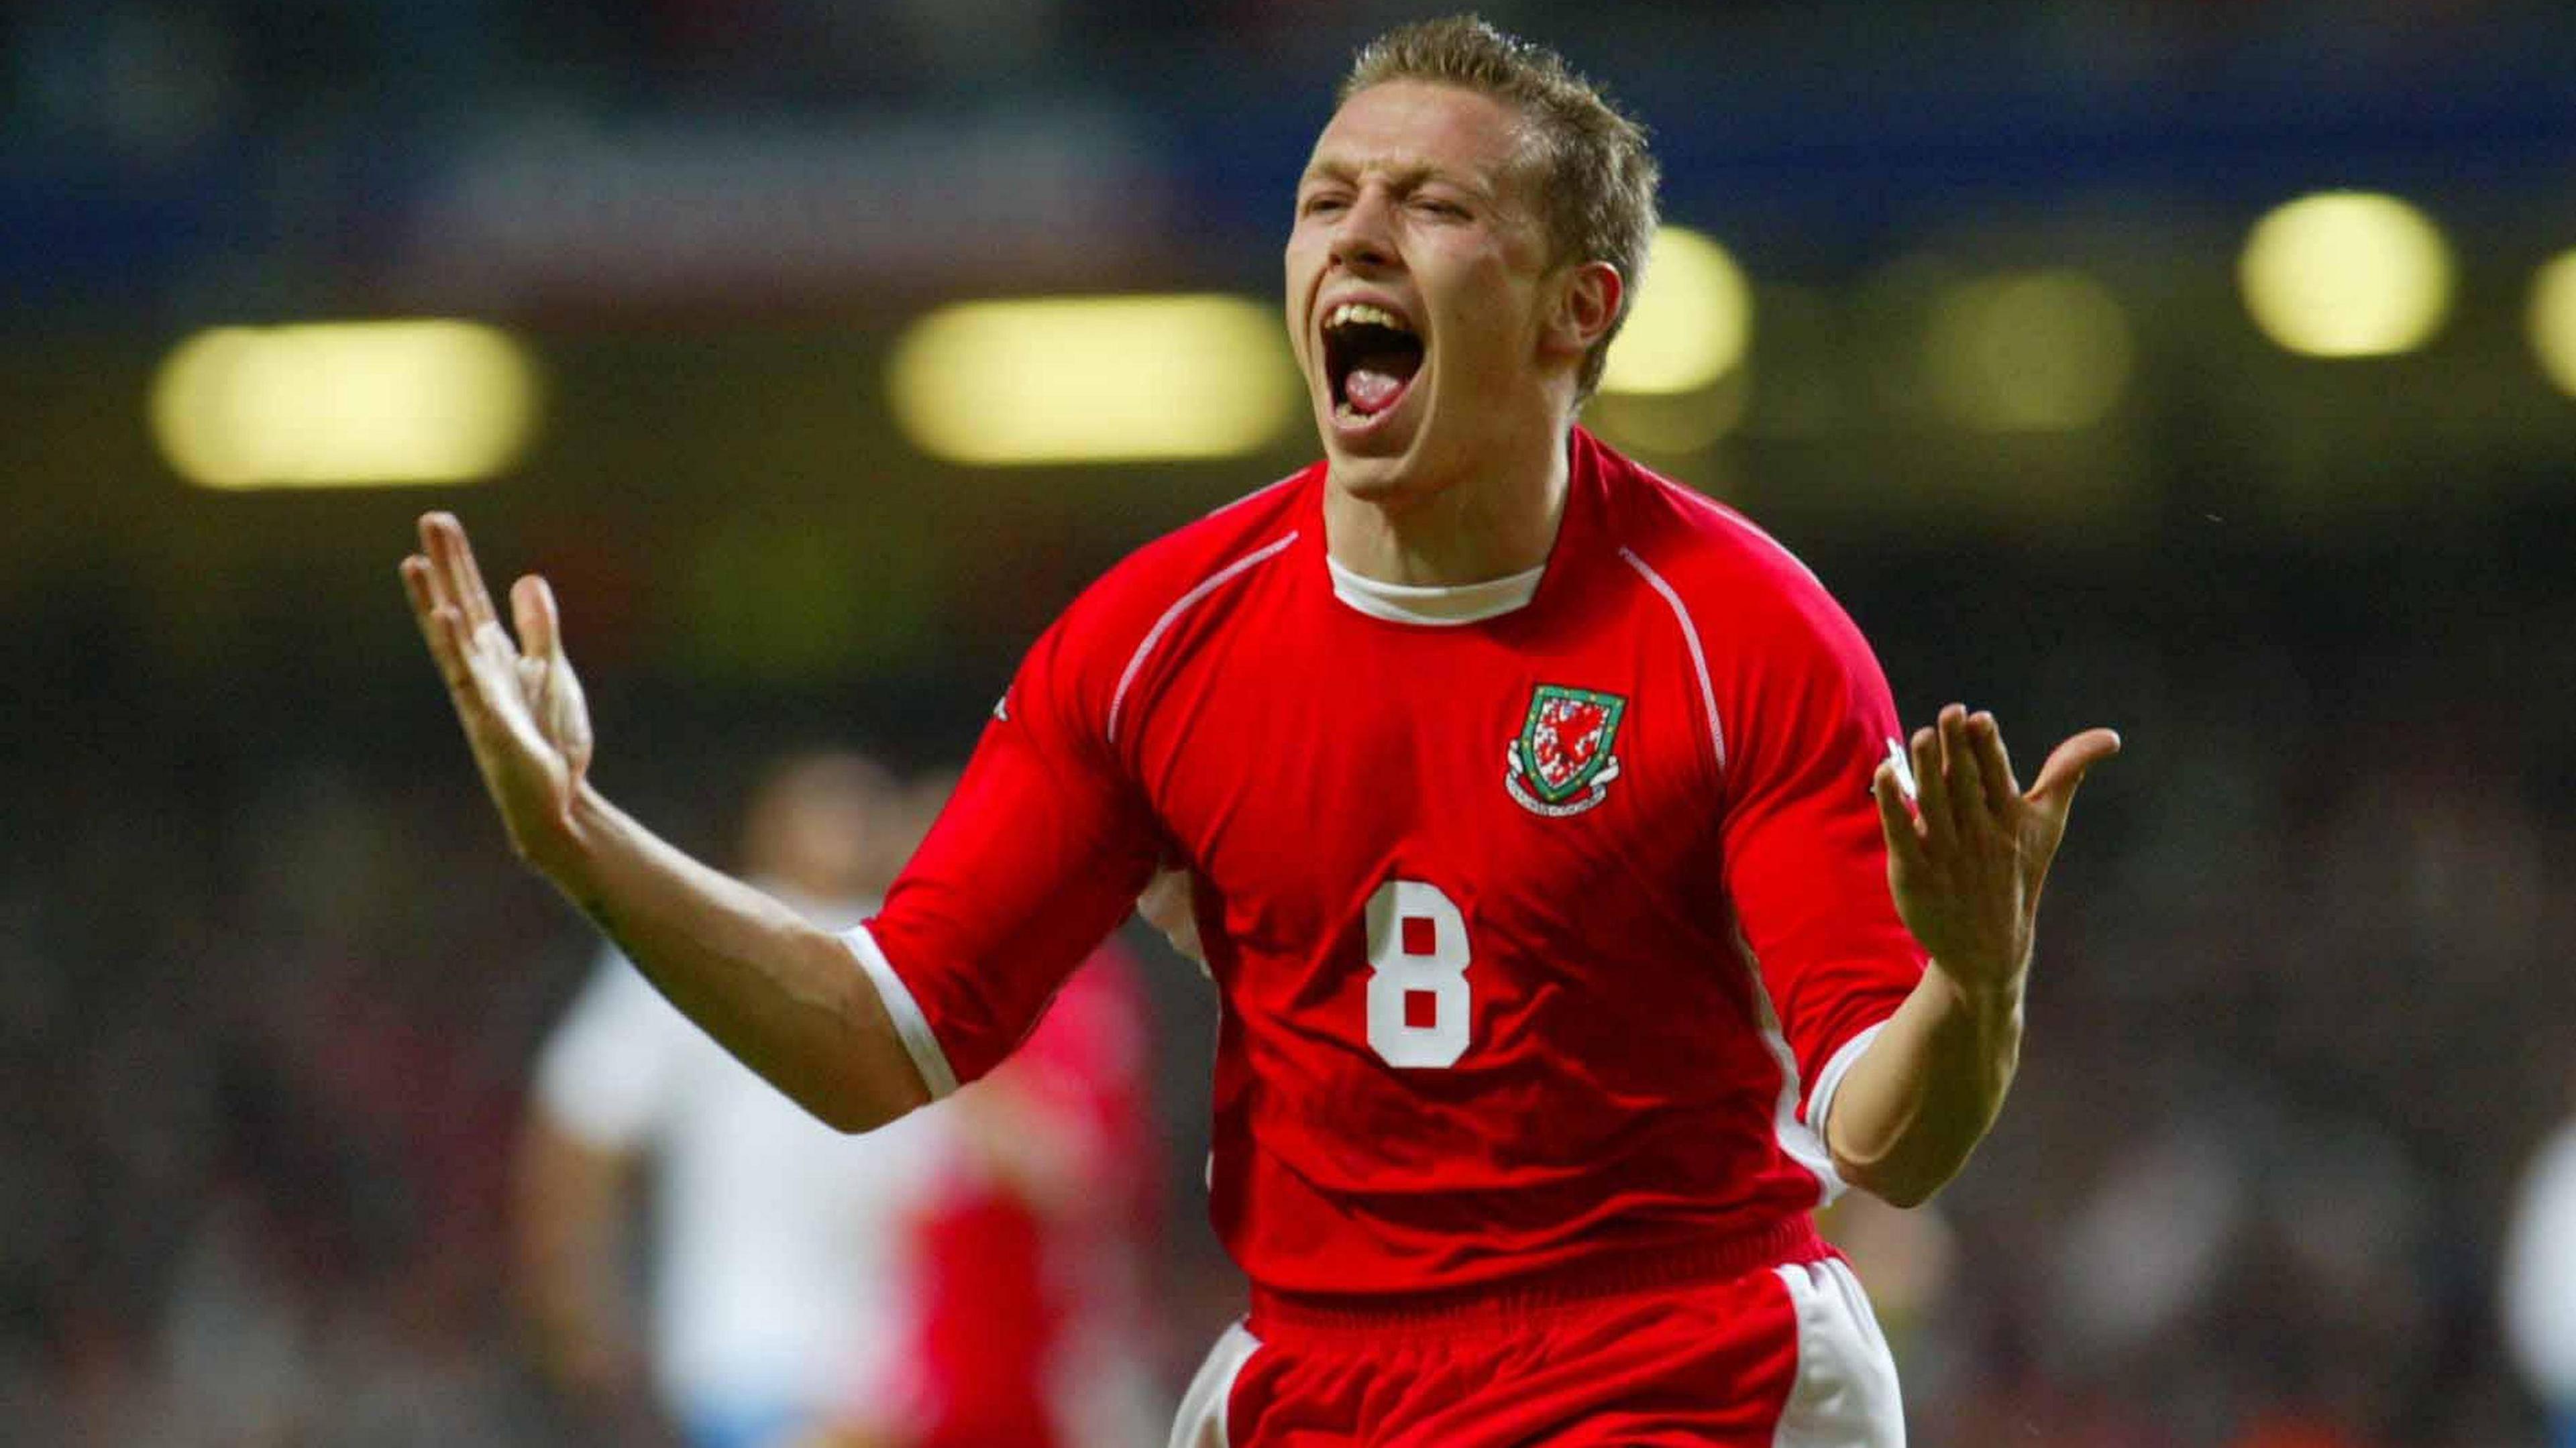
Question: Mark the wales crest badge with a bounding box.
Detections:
[1505,685,1627,818]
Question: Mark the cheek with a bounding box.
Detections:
[1441,265,1538,373]
[1282,233,1316,288]
[1282,245,1316,358]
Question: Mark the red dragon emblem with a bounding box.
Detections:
[1507,685,1627,816]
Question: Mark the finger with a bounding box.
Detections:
[404,557,474,691]
[412,514,466,624]
[511,575,562,662]
[439,605,542,765]
[404,526,452,614]
[1968,711,2018,816]
[1939,704,1986,834]
[400,553,439,629]
[419,512,502,634]
[2025,728,2123,823]
[431,604,502,727]
[1908,724,1955,854]
[439,604,504,702]
[1872,760,1929,877]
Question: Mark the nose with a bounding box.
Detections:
[1328,188,1397,272]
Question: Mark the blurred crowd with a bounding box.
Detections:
[0,725,1189,1447]
[4,0,2559,161]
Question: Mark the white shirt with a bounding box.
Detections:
[532,895,953,1420]
[2504,1121,2576,1404]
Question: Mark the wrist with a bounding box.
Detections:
[1927,954,2026,1024]
[524,779,611,892]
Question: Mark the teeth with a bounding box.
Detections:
[1326,302,1410,333]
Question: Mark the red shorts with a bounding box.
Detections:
[1169,1225,1902,1447]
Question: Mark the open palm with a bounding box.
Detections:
[1872,704,2119,996]
[400,512,594,872]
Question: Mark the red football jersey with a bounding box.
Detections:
[853,428,1924,1302]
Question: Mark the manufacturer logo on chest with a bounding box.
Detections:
[1505,684,1627,818]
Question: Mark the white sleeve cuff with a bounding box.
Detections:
[1805,1019,1890,1142]
[838,924,959,1101]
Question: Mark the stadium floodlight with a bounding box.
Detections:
[152,321,540,490]
[2239,192,2455,359]
[1925,269,2133,433]
[1599,226,1753,397]
[888,294,1300,465]
[2529,250,2576,400]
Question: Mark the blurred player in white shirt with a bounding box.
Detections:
[2504,1115,2576,1448]
[517,752,949,1448]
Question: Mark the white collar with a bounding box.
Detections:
[1325,553,1545,626]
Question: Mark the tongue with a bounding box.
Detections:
[1346,367,1407,416]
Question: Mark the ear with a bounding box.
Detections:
[1542,260,1624,364]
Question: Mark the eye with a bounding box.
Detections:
[1413,197,1471,220]
[1300,192,1350,218]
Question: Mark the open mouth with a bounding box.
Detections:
[1322,301,1424,424]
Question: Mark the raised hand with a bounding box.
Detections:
[400,512,595,876]
[1870,705,2119,1000]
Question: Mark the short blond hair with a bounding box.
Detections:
[1340,15,1660,398]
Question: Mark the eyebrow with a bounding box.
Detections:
[1297,157,1495,200]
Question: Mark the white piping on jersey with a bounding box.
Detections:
[1324,554,1544,626]
[1646,467,1828,590]
[1108,533,1299,746]
[1617,546,1727,771]
[1731,928,1848,1205]
[1805,1019,1890,1146]
[1197,469,1306,522]
[837,924,960,1100]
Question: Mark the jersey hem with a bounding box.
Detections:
[1244,1215,1830,1343]
[838,924,960,1099]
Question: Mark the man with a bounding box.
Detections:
[519,755,1157,1448]
[405,17,2117,1443]
[515,752,944,1448]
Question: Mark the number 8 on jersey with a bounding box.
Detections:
[1364,880,1471,1068]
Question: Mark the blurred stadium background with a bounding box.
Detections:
[7,0,2575,1442]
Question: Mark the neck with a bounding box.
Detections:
[1323,425,1573,587]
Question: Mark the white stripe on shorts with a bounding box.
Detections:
[1168,1320,1261,1448]
[1772,1257,1907,1446]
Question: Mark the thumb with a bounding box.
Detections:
[2025,728,2121,822]
[511,574,563,661]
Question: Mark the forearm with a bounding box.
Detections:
[513,1123,639,1384]
[1823,961,2023,1207]
[536,783,930,1132]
